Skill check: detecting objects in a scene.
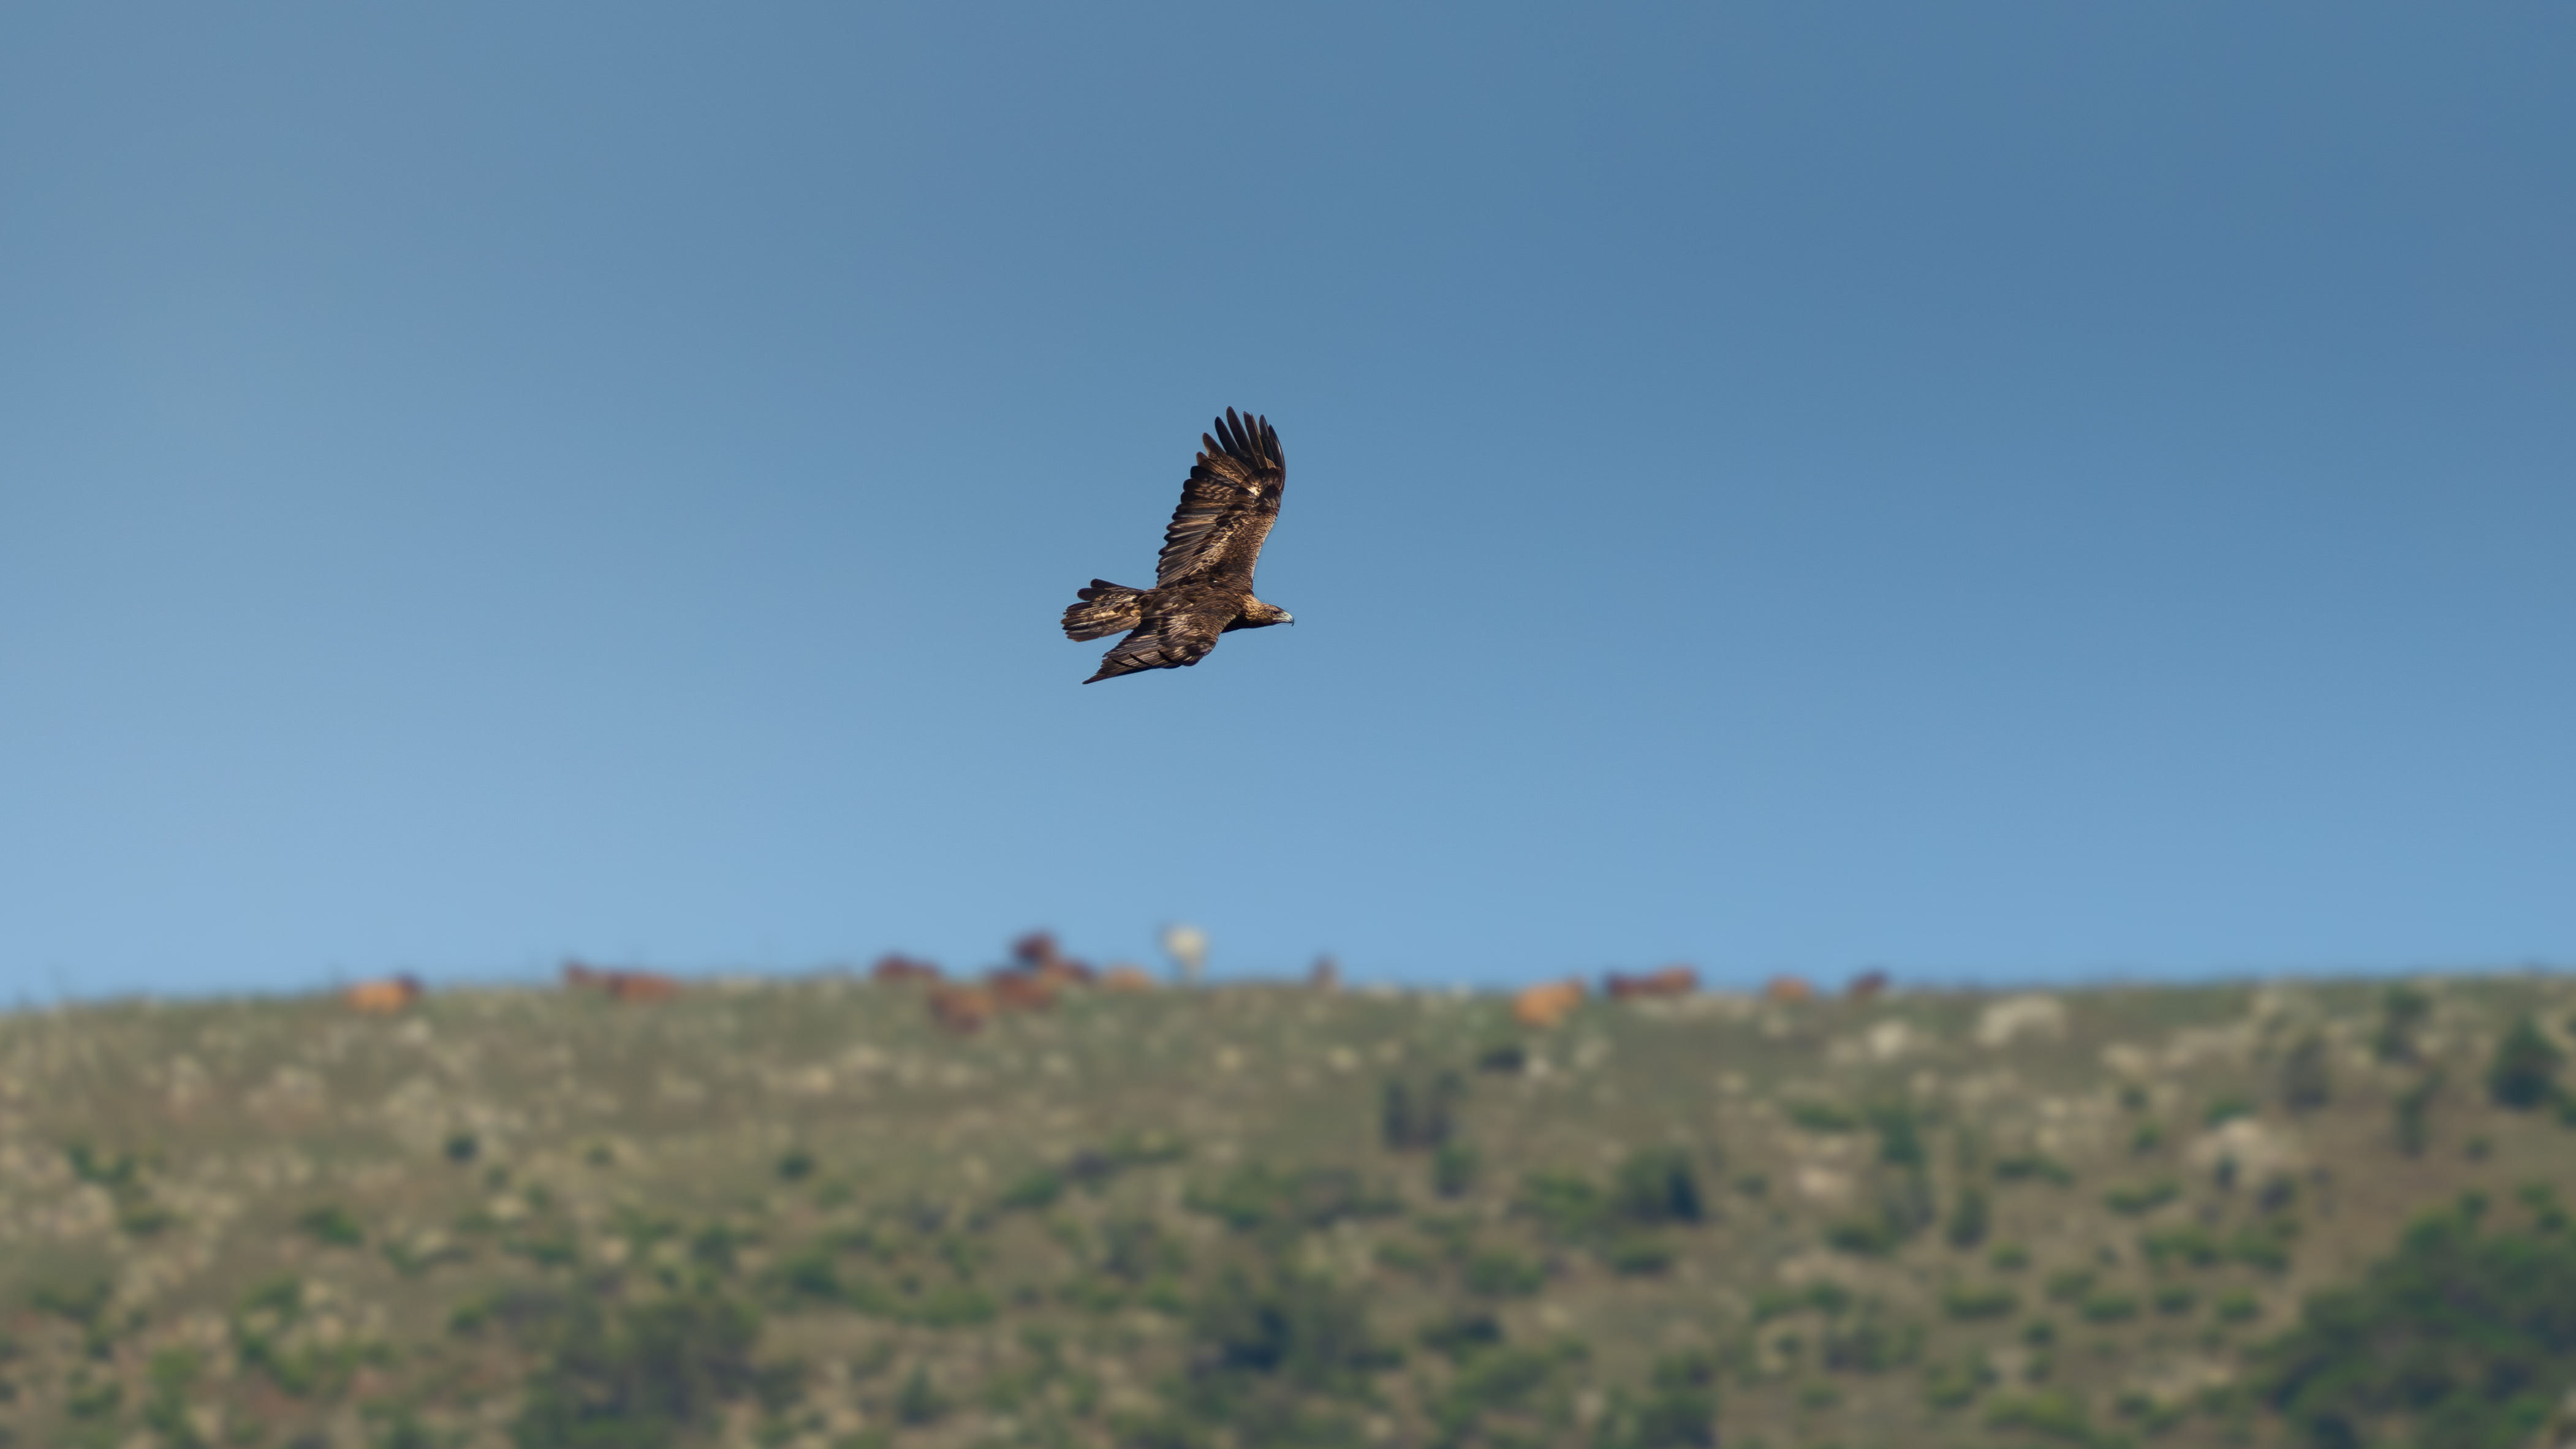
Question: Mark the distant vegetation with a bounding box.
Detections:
[1,969,2572,1447]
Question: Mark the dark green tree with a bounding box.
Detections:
[2488,1016,2566,1111]
[2262,1209,2576,1449]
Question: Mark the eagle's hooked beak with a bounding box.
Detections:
[1284,613,1295,625]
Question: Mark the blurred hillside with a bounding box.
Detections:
[3,970,2574,1449]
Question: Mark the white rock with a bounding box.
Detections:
[1976,994,2069,1048]
[2187,1116,2304,1185]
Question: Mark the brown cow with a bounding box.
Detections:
[1013,931,1096,986]
[342,975,423,1015]
[927,983,994,1035]
[1762,974,1816,1004]
[604,971,680,1002]
[1513,978,1586,1029]
[871,953,942,983]
[1100,965,1154,991]
[1847,969,1890,1002]
[986,970,1059,1013]
[563,961,680,1002]
[1606,966,1698,1000]
[1036,958,1096,987]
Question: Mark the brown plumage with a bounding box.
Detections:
[1062,408,1292,683]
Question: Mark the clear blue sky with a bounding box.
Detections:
[3,4,2569,999]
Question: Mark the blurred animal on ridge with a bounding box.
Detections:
[1012,931,1096,986]
[1513,978,1586,1029]
[1763,975,1816,1004]
[1162,924,1207,985]
[928,983,994,1035]
[1848,969,1890,1002]
[563,961,681,1003]
[342,975,423,1015]
[1606,966,1697,1000]
[987,970,1060,1014]
[871,953,942,984]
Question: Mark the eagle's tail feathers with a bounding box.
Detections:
[1063,580,1145,641]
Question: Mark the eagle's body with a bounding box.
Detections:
[1062,409,1292,683]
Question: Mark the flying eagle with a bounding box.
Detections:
[1061,408,1292,683]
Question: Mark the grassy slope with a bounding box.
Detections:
[1,971,2571,1449]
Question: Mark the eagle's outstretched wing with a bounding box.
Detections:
[1084,607,1229,684]
[1154,408,1285,588]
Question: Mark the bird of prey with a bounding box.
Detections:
[1061,408,1292,683]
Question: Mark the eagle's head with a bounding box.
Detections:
[1235,599,1294,630]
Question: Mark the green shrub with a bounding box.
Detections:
[998,1168,1066,1211]
[763,1248,843,1304]
[1601,1351,1719,1448]
[1432,1340,1582,1442]
[1825,1216,1897,1257]
[1984,1388,2095,1442]
[64,1141,142,1189]
[1820,1304,1920,1373]
[1380,1071,1461,1151]
[1417,1310,1503,1361]
[2103,1180,2180,1216]
[2375,985,2432,1062]
[1994,1154,2074,1186]
[1099,1216,1185,1283]
[1613,1149,1706,1225]
[1188,1165,1398,1236]
[2213,1288,2260,1324]
[298,1204,365,1247]
[1865,1100,1930,1169]
[1942,1283,2019,1321]
[1784,1100,1860,1133]
[1604,1234,1676,1276]
[510,1292,765,1449]
[2228,1222,2295,1273]
[1463,1249,1545,1298]
[2044,1268,2096,1303]
[2153,1284,2197,1316]
[1751,1282,1850,1324]
[2203,1094,2254,1127]
[1186,1268,1394,1395]
[31,1276,113,1328]
[2079,1290,2139,1324]
[66,1372,122,1419]
[142,1347,205,1449]
[2281,1031,2332,1110]
[775,1149,816,1182]
[2262,1209,2576,1449]
[1516,1170,1606,1241]
[2488,1015,2566,1110]
[2396,1067,2442,1157]
[2140,1225,2221,1269]
[1431,1141,1479,1198]
[1947,1184,1991,1249]
[1923,1352,1996,1409]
